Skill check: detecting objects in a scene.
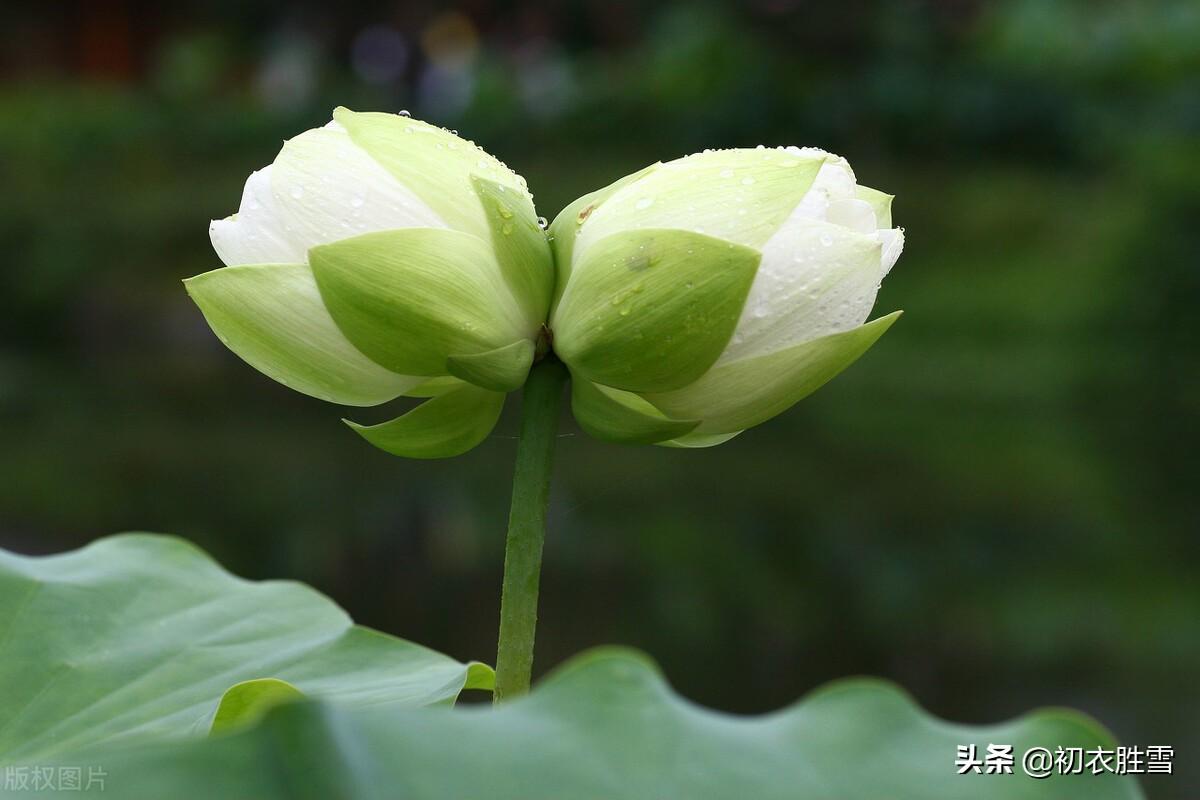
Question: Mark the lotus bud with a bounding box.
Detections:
[549,147,904,447]
[185,108,553,458]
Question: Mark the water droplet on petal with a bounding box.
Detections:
[398,109,411,117]
[537,216,549,229]
[741,177,755,186]
[635,197,654,210]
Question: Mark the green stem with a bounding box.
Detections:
[494,356,567,703]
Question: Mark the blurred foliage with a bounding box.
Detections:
[0,0,1197,795]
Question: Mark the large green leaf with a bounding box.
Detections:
[27,649,1143,799]
[0,535,491,763]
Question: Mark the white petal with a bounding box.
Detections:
[209,167,306,267]
[786,154,857,223]
[826,198,878,233]
[270,124,446,251]
[716,219,886,365]
[877,227,905,277]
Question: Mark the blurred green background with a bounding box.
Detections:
[1,0,1197,795]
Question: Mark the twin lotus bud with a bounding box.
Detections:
[186,108,904,458]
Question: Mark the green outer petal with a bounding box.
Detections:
[657,430,744,448]
[345,385,505,459]
[447,339,535,392]
[571,379,699,445]
[552,228,762,393]
[335,108,528,242]
[210,679,304,735]
[648,311,902,434]
[184,264,417,407]
[573,150,825,258]
[856,185,894,228]
[310,228,529,377]
[471,175,553,325]
[548,163,660,312]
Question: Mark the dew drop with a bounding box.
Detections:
[819,233,833,247]
[350,195,365,208]
[398,109,411,117]
[537,216,549,229]
[741,177,756,186]
[635,197,654,210]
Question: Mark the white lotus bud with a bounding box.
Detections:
[548,147,903,446]
[186,109,554,458]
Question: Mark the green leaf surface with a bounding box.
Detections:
[0,534,490,764]
[446,339,535,392]
[470,175,554,324]
[648,311,902,433]
[570,378,698,444]
[210,679,305,735]
[184,264,419,406]
[345,385,505,459]
[26,648,1143,799]
[309,228,529,377]
[552,228,761,393]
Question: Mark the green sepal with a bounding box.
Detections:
[552,228,761,394]
[184,264,418,406]
[405,376,466,397]
[657,430,744,448]
[648,311,902,434]
[856,185,894,228]
[471,175,553,325]
[210,679,304,735]
[345,385,505,459]
[463,663,496,692]
[571,379,699,445]
[446,339,535,392]
[309,228,528,377]
[548,163,660,311]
